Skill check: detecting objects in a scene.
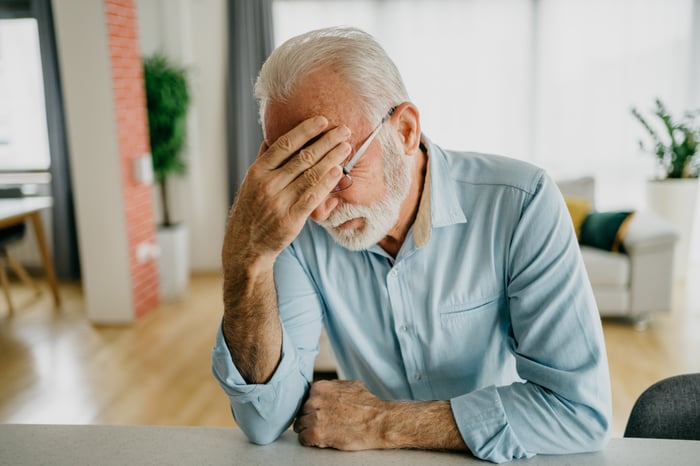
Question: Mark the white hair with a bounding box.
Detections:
[254,26,409,129]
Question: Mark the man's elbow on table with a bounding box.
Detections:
[231,405,292,446]
[588,411,612,452]
[240,424,285,446]
[566,403,611,455]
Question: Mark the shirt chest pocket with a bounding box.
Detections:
[438,293,503,329]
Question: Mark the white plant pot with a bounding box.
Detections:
[645,179,699,280]
[156,224,189,301]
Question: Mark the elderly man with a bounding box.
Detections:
[212,27,610,463]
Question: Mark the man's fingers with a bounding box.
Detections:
[290,164,344,216]
[262,116,328,168]
[270,125,351,196]
[256,140,268,159]
[256,118,351,202]
[281,125,351,174]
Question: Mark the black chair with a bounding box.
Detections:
[0,187,41,316]
[624,373,700,440]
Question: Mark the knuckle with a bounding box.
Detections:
[302,167,321,186]
[310,380,329,394]
[314,379,332,389]
[298,191,318,210]
[297,148,315,166]
[259,180,275,197]
[275,134,294,152]
[245,163,264,182]
[304,395,321,410]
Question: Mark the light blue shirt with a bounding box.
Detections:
[212,138,611,463]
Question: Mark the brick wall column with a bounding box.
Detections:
[104,0,159,317]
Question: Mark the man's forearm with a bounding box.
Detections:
[222,259,282,384]
[294,380,468,451]
[381,400,467,451]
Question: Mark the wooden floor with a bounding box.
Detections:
[1,272,699,438]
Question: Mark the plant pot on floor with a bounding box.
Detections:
[157,223,189,301]
[646,178,699,280]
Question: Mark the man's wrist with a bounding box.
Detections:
[223,249,276,279]
[380,400,467,451]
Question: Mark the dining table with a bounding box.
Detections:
[0,196,60,307]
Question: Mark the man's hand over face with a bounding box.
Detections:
[223,117,350,270]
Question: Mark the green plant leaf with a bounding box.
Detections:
[143,52,191,225]
[632,98,700,179]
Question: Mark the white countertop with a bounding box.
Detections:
[1,424,699,465]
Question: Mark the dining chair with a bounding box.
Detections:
[624,373,700,440]
[0,187,41,316]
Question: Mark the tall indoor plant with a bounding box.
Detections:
[144,53,191,299]
[631,98,700,278]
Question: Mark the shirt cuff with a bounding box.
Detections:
[211,322,298,419]
[450,385,531,463]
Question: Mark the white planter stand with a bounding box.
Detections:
[646,179,699,280]
[156,224,189,301]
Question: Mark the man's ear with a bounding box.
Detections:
[391,102,421,156]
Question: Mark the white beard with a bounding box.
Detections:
[316,132,413,251]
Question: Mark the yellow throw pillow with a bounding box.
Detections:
[564,197,591,240]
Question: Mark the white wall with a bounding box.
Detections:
[136,0,228,272]
[688,0,700,269]
[51,0,134,322]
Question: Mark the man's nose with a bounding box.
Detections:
[309,195,339,222]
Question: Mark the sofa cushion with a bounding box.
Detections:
[580,245,630,287]
[564,196,591,239]
[591,286,630,315]
[580,211,635,252]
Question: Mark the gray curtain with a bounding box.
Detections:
[33,0,80,279]
[226,0,274,205]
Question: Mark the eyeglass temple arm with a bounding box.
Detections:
[343,106,397,175]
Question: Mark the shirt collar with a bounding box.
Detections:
[413,135,468,248]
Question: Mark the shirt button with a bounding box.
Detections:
[399,325,408,332]
[414,373,422,381]
[390,269,399,277]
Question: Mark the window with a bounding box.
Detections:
[0,18,51,171]
[272,0,696,209]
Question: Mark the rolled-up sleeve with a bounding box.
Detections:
[451,172,611,463]
[211,243,324,444]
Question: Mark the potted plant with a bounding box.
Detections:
[631,98,699,179]
[631,98,700,278]
[143,53,190,300]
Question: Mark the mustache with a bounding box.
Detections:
[317,202,373,228]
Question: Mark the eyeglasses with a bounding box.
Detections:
[331,107,397,194]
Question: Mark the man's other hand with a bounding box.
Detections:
[294,380,390,450]
[293,379,468,452]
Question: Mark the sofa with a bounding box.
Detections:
[557,176,679,328]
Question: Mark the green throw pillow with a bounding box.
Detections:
[579,211,635,253]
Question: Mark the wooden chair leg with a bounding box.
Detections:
[5,251,41,296]
[0,257,14,316]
